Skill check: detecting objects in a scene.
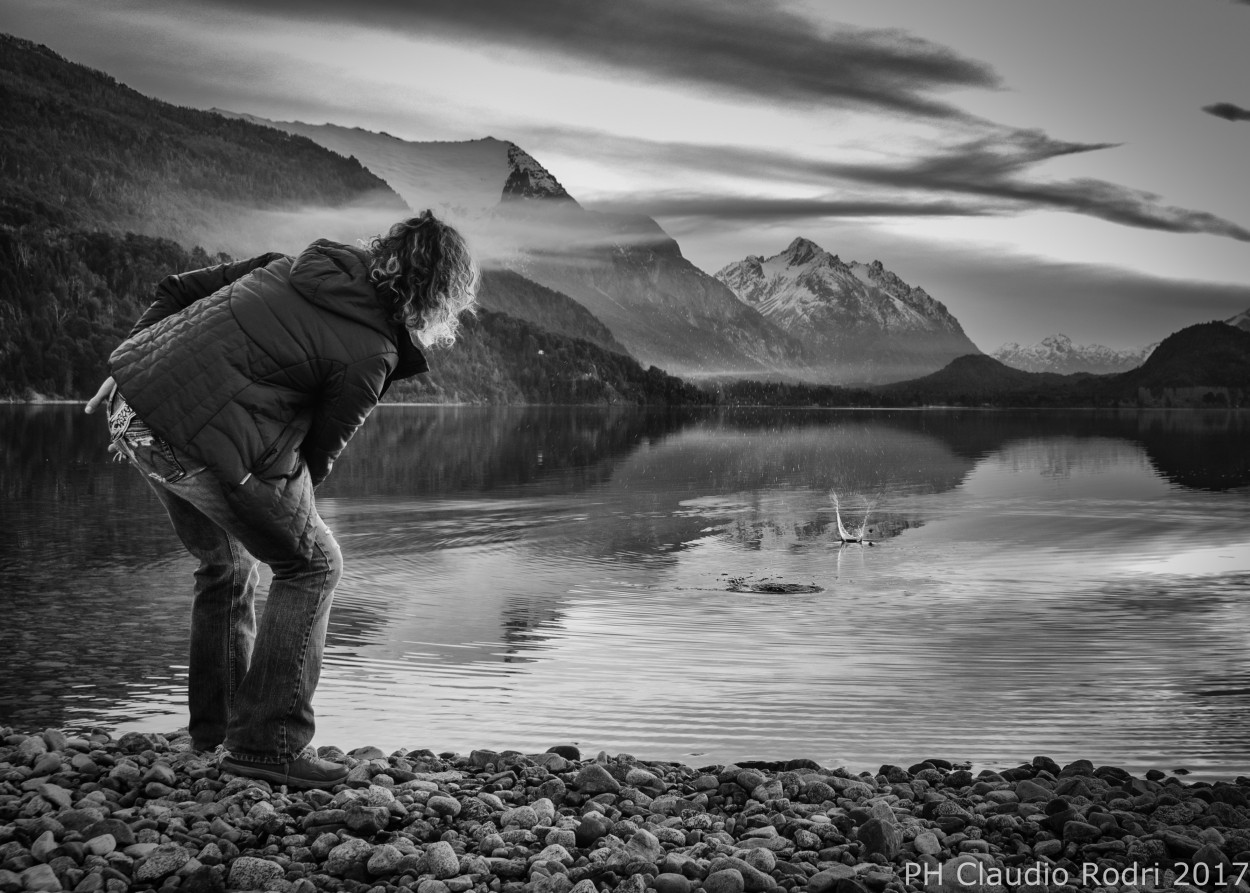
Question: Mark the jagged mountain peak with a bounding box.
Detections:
[782,236,825,264]
[714,240,978,383]
[502,143,576,204]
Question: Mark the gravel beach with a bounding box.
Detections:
[2,727,1248,893]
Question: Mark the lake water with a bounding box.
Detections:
[2,404,1249,780]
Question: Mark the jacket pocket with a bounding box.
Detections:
[253,416,307,478]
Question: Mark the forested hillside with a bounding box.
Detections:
[0,33,406,244]
[0,226,224,398]
[0,224,707,405]
[387,309,709,405]
[0,32,710,404]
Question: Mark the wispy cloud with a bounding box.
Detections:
[542,126,1250,241]
[588,194,993,223]
[163,0,1001,121]
[1203,102,1250,122]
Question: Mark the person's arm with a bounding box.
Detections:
[301,356,392,487]
[128,252,286,336]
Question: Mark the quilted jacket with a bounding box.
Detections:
[110,240,428,492]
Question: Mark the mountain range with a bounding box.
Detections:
[715,237,979,383]
[991,334,1157,375]
[218,113,810,381]
[881,322,1250,408]
[3,31,1248,406]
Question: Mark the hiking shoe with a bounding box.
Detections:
[219,747,348,790]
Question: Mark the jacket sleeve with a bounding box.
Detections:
[301,354,393,487]
[128,252,287,336]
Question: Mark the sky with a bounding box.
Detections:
[3,0,1249,350]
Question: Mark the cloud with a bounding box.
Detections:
[820,130,1250,240]
[1203,102,1250,122]
[539,125,1250,241]
[160,0,1001,121]
[904,243,1250,349]
[588,193,991,223]
[780,229,1250,350]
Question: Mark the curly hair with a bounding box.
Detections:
[365,211,479,349]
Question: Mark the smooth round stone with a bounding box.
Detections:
[742,847,776,873]
[654,872,692,893]
[425,840,460,880]
[19,864,61,892]
[574,764,621,795]
[913,830,942,856]
[29,830,58,862]
[574,813,614,847]
[84,834,118,857]
[366,843,404,876]
[227,855,284,890]
[501,805,538,829]
[704,868,746,893]
[427,795,462,818]
[807,864,854,893]
[326,838,373,877]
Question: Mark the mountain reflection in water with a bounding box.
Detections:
[1,405,1247,779]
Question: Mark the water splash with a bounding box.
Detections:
[831,490,877,545]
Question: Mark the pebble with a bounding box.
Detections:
[325,837,373,877]
[705,867,747,893]
[226,854,284,889]
[425,839,460,879]
[133,842,191,882]
[574,763,621,795]
[1,727,1249,893]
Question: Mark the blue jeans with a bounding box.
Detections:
[110,400,342,763]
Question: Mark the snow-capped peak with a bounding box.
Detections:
[502,143,576,203]
[783,236,825,265]
[714,238,970,339]
[992,335,1156,374]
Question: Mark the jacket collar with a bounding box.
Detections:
[380,327,429,398]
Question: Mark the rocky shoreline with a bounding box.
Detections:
[2,727,1248,893]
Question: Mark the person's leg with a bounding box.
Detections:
[224,507,341,762]
[150,486,260,749]
[119,438,261,750]
[118,429,347,786]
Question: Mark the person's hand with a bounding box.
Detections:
[84,376,115,414]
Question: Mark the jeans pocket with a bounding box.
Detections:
[147,440,188,484]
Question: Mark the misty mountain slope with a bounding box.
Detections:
[383,308,710,406]
[477,269,627,355]
[716,237,979,383]
[225,112,809,380]
[992,333,1156,374]
[509,207,810,378]
[0,34,407,254]
[216,115,535,215]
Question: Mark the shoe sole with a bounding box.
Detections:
[219,759,348,790]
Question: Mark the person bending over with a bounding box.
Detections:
[85,212,478,789]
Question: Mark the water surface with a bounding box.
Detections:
[2,405,1248,779]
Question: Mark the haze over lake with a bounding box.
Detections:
[3,405,1248,780]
